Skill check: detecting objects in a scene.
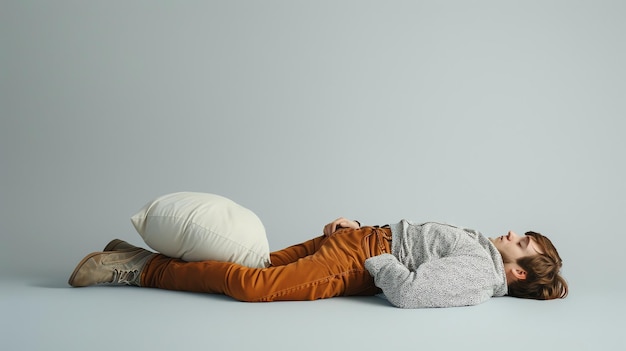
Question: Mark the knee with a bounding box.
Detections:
[223,266,268,302]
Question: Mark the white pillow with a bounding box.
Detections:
[131,192,270,268]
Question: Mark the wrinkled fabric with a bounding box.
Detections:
[365,220,507,308]
[142,226,391,301]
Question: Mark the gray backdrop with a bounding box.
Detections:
[1,1,625,349]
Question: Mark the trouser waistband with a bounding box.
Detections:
[361,226,392,259]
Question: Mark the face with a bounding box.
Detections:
[490,230,543,263]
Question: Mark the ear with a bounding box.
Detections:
[511,267,527,280]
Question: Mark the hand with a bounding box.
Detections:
[323,217,360,237]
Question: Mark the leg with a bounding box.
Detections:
[101,236,328,267]
[142,227,390,301]
[269,235,328,266]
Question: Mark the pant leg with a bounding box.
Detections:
[269,235,328,266]
[142,227,391,302]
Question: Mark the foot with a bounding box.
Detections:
[103,239,141,252]
[68,249,155,287]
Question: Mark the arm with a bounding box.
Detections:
[365,254,492,308]
[323,217,360,237]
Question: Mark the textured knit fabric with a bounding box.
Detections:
[364,220,507,308]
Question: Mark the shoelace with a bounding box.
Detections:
[111,269,139,285]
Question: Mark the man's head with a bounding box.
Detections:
[490,231,568,300]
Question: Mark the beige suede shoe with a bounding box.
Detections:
[68,249,155,287]
[103,239,141,252]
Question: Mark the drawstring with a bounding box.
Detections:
[361,226,392,259]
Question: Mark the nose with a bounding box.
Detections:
[507,231,518,240]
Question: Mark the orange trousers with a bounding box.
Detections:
[141,226,391,302]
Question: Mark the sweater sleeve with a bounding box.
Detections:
[364,253,493,308]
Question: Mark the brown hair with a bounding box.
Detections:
[507,231,568,300]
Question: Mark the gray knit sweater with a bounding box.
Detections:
[364,220,507,308]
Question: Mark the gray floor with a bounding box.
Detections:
[1,275,622,351]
